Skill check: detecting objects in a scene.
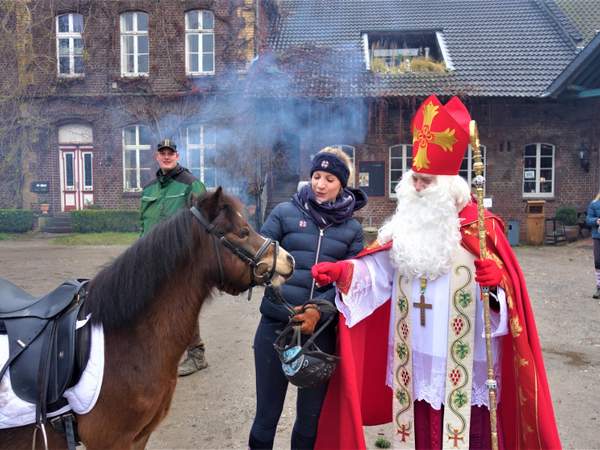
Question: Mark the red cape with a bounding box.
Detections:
[315,202,561,450]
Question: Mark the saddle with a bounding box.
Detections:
[0,277,91,430]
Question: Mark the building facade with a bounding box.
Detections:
[1,0,599,242]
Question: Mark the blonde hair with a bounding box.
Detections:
[594,191,600,202]
[318,146,355,187]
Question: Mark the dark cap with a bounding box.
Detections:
[157,139,177,152]
[310,153,350,187]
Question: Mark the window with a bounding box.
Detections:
[120,12,149,76]
[185,10,215,75]
[56,13,84,76]
[82,152,93,190]
[364,31,450,74]
[389,144,413,196]
[523,143,555,197]
[123,125,153,191]
[459,145,487,187]
[182,125,217,187]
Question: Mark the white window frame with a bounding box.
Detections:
[522,143,555,198]
[183,125,217,187]
[185,10,215,76]
[82,152,93,190]
[459,144,487,188]
[389,144,412,197]
[120,11,149,77]
[122,125,152,192]
[56,13,84,77]
[63,151,76,190]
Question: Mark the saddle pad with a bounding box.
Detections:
[0,323,104,429]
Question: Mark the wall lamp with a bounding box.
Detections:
[578,142,590,172]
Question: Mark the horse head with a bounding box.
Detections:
[192,188,294,295]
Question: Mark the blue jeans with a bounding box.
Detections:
[249,316,336,450]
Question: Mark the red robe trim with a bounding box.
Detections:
[315,202,561,450]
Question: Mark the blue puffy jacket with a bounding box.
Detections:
[259,200,364,323]
[586,199,600,239]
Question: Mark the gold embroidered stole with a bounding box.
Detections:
[393,247,477,449]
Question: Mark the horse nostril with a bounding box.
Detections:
[286,254,295,267]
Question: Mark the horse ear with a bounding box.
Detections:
[203,187,224,221]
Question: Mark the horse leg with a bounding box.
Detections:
[131,433,152,450]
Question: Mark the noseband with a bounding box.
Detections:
[190,206,279,291]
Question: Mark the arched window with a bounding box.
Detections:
[523,143,555,197]
[120,11,149,76]
[122,125,153,191]
[56,13,84,76]
[389,144,412,196]
[185,10,215,75]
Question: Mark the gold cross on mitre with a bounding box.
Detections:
[412,101,458,170]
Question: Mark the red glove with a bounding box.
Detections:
[311,261,353,293]
[474,258,502,287]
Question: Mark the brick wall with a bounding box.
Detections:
[292,97,599,243]
[0,0,258,213]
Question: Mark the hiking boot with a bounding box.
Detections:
[178,347,208,377]
[593,287,600,299]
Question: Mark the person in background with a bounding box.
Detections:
[140,139,208,376]
[586,192,600,299]
[248,147,367,450]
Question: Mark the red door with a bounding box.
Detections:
[60,146,94,211]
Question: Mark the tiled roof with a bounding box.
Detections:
[262,0,579,97]
[553,0,600,45]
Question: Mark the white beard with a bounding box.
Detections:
[378,173,466,281]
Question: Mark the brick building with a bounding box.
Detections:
[0,0,262,214]
[259,0,600,241]
[1,0,599,242]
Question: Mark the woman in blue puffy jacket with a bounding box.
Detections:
[586,191,600,298]
[248,147,367,450]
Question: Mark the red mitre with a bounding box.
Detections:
[411,95,470,175]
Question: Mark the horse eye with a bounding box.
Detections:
[239,227,250,238]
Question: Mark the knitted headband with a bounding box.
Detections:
[310,153,350,187]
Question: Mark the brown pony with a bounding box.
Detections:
[1,188,294,450]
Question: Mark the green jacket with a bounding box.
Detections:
[140,165,206,236]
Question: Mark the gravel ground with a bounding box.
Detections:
[0,236,598,449]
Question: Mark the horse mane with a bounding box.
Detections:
[86,206,204,329]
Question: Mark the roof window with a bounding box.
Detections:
[363,31,452,74]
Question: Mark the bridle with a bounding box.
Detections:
[190,206,279,291]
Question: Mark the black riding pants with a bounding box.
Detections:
[249,315,336,450]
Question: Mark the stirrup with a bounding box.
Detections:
[32,422,49,450]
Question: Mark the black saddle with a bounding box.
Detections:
[0,277,91,427]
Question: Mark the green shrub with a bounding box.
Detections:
[555,206,578,226]
[70,209,139,233]
[0,209,34,232]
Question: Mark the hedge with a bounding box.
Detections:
[70,210,139,233]
[0,209,34,232]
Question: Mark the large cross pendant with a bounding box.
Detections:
[413,278,432,326]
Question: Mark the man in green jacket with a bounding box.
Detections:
[140,139,208,376]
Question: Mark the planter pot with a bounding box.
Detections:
[563,225,579,242]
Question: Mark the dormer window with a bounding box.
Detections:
[363,31,452,74]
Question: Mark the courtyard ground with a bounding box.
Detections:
[0,236,598,449]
